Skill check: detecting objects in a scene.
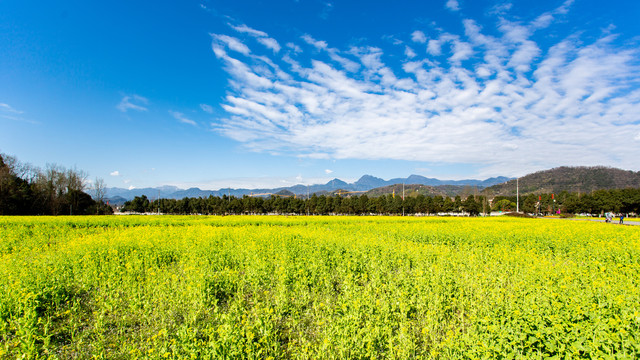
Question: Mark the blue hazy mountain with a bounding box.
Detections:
[106,174,512,202]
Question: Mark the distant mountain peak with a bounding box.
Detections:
[326,178,348,186]
[106,173,514,202]
[406,174,428,181]
[354,175,387,189]
[357,174,382,181]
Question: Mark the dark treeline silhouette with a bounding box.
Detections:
[122,193,486,216]
[121,188,640,216]
[0,153,112,215]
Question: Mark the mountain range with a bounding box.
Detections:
[106,166,640,205]
[106,174,512,204]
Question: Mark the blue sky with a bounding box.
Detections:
[1,0,639,190]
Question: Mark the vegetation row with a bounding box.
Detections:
[0,154,111,216]
[121,188,640,216]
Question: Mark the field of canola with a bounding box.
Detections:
[0,215,639,359]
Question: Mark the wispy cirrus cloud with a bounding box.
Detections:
[169,111,197,126]
[200,103,214,113]
[229,23,281,53]
[319,2,333,20]
[0,102,38,124]
[117,95,148,112]
[301,34,360,72]
[210,2,640,177]
[211,34,250,55]
[0,103,23,114]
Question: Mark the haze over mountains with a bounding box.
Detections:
[105,166,640,206]
[106,174,512,203]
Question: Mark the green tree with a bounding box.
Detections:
[453,195,462,213]
[443,197,454,213]
[463,195,481,215]
[123,195,150,213]
[492,199,515,212]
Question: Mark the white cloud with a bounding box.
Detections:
[411,31,427,44]
[257,37,281,53]
[325,169,333,174]
[532,13,554,29]
[110,171,120,176]
[427,39,442,56]
[556,0,574,15]
[210,4,640,176]
[450,40,473,62]
[200,103,214,113]
[117,95,148,112]
[405,46,417,58]
[446,0,460,11]
[230,24,268,37]
[230,24,281,53]
[169,111,197,126]
[287,42,303,53]
[475,66,491,77]
[490,2,512,15]
[302,34,328,50]
[212,34,250,55]
[300,34,360,72]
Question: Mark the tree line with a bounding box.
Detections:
[120,188,640,216]
[3,152,638,217]
[0,153,112,215]
[122,193,489,216]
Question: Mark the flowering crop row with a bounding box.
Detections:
[0,216,638,358]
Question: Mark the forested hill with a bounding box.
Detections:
[365,184,465,198]
[484,166,640,196]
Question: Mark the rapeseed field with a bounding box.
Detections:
[0,216,638,358]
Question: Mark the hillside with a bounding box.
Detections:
[484,166,640,196]
[365,184,465,198]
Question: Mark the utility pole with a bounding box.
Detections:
[516,177,519,213]
[402,183,405,216]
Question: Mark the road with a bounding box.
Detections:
[543,217,640,226]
